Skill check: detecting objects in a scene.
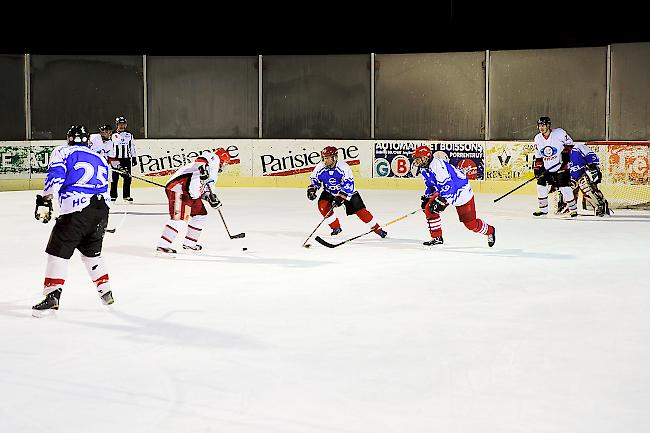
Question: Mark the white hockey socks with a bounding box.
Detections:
[80,254,111,296]
[183,215,207,248]
[158,219,185,249]
[43,254,68,295]
[536,184,549,214]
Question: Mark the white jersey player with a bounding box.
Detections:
[156,148,232,254]
[89,124,113,162]
[532,116,577,217]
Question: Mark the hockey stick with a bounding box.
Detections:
[217,208,245,239]
[106,210,128,233]
[202,182,245,239]
[113,167,166,188]
[493,161,562,203]
[314,208,423,249]
[301,207,334,248]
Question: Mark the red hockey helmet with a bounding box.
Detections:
[321,146,338,158]
[215,147,231,165]
[412,145,433,168]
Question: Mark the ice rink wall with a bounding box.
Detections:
[1,44,648,195]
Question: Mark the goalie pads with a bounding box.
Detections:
[577,174,609,215]
[35,194,53,223]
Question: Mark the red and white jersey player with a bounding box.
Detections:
[156,148,231,254]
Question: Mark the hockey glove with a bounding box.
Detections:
[307,185,317,201]
[332,193,346,208]
[35,194,53,224]
[533,158,546,179]
[131,157,137,167]
[586,163,602,184]
[205,192,222,209]
[427,193,448,214]
[420,194,431,210]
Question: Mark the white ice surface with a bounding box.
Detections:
[1,187,649,433]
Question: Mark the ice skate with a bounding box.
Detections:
[182,244,203,251]
[331,227,342,236]
[423,236,444,246]
[100,291,114,306]
[156,246,177,255]
[487,227,496,247]
[532,210,548,217]
[32,288,61,318]
[374,228,388,238]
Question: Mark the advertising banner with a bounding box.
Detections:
[373,141,484,180]
[0,142,31,178]
[588,142,650,185]
[484,141,536,181]
[251,140,372,179]
[132,139,253,178]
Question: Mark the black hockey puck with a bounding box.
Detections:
[242,247,248,251]
[304,244,311,248]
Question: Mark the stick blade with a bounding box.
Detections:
[230,233,246,239]
[314,236,343,248]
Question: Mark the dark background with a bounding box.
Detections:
[2,2,646,56]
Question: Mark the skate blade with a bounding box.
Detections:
[32,308,57,318]
[155,251,177,258]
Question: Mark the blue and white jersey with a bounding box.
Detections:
[569,142,600,181]
[309,160,356,199]
[419,158,474,206]
[43,145,111,215]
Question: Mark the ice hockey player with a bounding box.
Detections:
[156,148,232,254]
[307,146,387,238]
[32,125,114,317]
[412,145,495,247]
[89,124,113,162]
[532,116,578,217]
[556,141,610,216]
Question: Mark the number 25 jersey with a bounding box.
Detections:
[43,145,111,215]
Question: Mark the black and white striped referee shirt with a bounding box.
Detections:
[111,131,137,159]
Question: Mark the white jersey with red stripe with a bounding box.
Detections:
[165,150,221,199]
[534,127,574,172]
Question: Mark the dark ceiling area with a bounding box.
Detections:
[2,2,646,55]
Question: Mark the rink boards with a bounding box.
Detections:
[1,139,649,203]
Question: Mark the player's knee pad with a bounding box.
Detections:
[578,175,604,206]
[189,214,207,227]
[318,199,332,216]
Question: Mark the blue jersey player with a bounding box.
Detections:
[412,145,495,247]
[32,125,114,317]
[556,142,610,216]
[307,146,386,237]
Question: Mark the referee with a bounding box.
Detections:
[109,116,137,202]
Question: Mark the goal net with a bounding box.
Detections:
[586,141,650,210]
